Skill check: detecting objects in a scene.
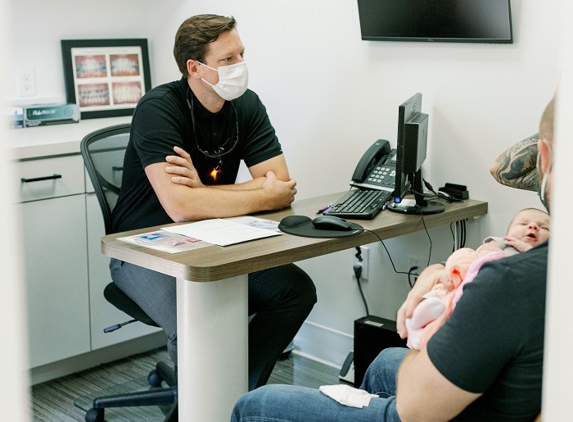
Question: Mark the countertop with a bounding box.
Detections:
[9,116,131,160]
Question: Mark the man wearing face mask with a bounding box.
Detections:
[110,14,317,391]
[231,97,555,422]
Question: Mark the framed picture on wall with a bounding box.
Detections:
[61,38,152,120]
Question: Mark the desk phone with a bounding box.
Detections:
[350,139,396,192]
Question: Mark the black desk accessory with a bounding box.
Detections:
[279,215,363,238]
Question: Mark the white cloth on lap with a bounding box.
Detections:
[319,384,378,408]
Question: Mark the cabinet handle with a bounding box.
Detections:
[21,174,63,183]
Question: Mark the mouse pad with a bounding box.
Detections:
[278,215,364,238]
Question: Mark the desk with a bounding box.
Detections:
[102,192,487,421]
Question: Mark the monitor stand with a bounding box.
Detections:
[388,171,445,215]
[387,197,445,215]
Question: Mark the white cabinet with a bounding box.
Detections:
[16,154,91,367]
[11,117,161,376]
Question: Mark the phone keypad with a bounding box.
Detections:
[367,165,395,187]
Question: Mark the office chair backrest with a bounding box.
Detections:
[80,123,131,235]
[81,123,159,327]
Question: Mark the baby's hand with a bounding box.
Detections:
[503,236,533,252]
[437,268,456,290]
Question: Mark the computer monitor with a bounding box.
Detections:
[389,93,445,215]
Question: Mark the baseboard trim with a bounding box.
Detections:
[294,320,353,369]
[31,320,353,385]
[29,332,166,385]
[291,349,342,370]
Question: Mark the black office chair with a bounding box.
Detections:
[80,123,178,422]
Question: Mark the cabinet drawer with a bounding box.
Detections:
[17,154,85,202]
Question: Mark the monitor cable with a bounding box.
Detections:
[457,220,466,248]
[363,211,433,289]
[449,219,467,251]
[354,247,370,316]
[421,178,463,203]
[361,201,466,292]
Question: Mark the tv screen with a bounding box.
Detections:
[357,0,513,44]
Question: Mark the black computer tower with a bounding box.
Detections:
[353,315,407,387]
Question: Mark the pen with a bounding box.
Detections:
[316,204,332,214]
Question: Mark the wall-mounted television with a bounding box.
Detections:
[357,0,513,44]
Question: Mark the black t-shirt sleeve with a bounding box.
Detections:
[131,90,189,169]
[238,92,283,168]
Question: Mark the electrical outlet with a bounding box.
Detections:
[18,66,36,97]
[352,246,369,281]
[408,256,426,273]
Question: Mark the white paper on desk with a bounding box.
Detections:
[118,230,211,254]
[162,218,281,246]
[225,216,280,232]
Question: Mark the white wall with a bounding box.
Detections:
[9,0,153,105]
[8,1,569,412]
[542,1,573,418]
[3,0,31,419]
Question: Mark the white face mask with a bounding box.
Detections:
[199,61,249,101]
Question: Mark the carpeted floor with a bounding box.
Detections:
[31,347,341,421]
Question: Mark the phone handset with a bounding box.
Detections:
[351,139,391,183]
[351,139,396,191]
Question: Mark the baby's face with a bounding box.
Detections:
[506,209,550,246]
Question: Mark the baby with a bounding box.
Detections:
[406,208,550,350]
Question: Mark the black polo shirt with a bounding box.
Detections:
[112,78,283,233]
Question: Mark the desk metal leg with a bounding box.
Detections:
[176,275,249,421]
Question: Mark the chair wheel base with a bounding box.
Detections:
[85,408,105,422]
[149,369,164,387]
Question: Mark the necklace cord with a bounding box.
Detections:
[186,88,239,162]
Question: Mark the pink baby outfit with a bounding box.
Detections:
[406,237,517,350]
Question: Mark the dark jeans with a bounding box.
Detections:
[110,259,317,390]
[231,347,407,421]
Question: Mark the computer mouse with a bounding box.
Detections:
[279,215,312,228]
[312,215,353,231]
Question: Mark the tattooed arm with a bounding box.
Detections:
[489,133,539,191]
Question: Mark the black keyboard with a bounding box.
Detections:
[324,189,393,220]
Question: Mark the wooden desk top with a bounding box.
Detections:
[102,192,487,282]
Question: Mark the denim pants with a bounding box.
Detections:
[110,258,317,390]
[231,347,408,422]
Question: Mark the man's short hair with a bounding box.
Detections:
[173,14,237,77]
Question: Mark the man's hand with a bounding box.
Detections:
[262,171,297,210]
[150,149,294,221]
[165,146,205,188]
[397,263,445,339]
